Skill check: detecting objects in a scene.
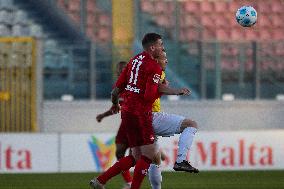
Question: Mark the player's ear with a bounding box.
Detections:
[149,45,155,52]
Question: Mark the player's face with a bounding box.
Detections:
[152,39,165,59]
[157,53,168,71]
[160,58,168,71]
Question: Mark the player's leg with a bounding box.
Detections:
[90,113,136,189]
[148,151,162,189]
[174,118,199,173]
[152,112,198,173]
[90,155,135,189]
[116,124,133,188]
[131,143,158,189]
[130,112,158,189]
[116,143,132,189]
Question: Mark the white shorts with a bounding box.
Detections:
[152,112,185,137]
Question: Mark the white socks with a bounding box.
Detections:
[176,127,197,163]
[148,164,162,189]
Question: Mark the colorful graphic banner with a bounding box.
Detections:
[1,130,284,173]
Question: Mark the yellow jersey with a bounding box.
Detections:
[152,71,165,112]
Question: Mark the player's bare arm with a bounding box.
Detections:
[158,83,191,96]
[111,87,121,114]
[96,109,115,123]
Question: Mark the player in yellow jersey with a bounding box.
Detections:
[149,51,199,189]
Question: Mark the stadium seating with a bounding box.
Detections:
[0,24,9,35]
[138,0,284,74]
[56,0,111,43]
[140,0,284,42]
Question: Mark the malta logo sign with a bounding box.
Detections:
[88,135,116,171]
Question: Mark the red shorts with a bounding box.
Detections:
[115,122,129,147]
[120,111,155,148]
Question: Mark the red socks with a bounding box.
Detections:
[121,170,132,183]
[97,154,152,189]
[97,155,135,184]
[130,155,152,189]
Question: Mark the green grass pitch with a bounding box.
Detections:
[1,171,284,189]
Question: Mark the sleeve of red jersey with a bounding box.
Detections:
[114,62,129,89]
[144,65,162,103]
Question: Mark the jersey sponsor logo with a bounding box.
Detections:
[153,74,161,84]
[125,85,140,93]
[150,135,155,141]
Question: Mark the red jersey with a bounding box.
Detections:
[115,51,162,115]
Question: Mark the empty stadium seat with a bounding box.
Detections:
[216,28,230,41]
[97,13,111,27]
[274,42,284,56]
[221,60,239,71]
[11,24,29,36]
[156,14,173,28]
[57,0,67,9]
[200,0,214,13]
[271,15,283,28]
[257,1,271,14]
[0,23,9,35]
[214,14,230,28]
[0,9,14,24]
[271,0,283,13]
[68,12,80,24]
[214,0,227,13]
[228,1,240,13]
[183,0,200,14]
[45,40,58,53]
[259,43,274,56]
[221,44,238,56]
[87,13,95,27]
[140,0,154,14]
[258,29,272,41]
[68,0,80,12]
[182,28,200,42]
[257,15,270,28]
[245,29,258,41]
[200,15,215,28]
[272,30,284,40]
[230,28,245,41]
[29,24,43,38]
[202,27,215,41]
[86,0,96,13]
[154,0,169,14]
[13,10,28,25]
[180,14,199,28]
[96,26,111,42]
[0,0,13,10]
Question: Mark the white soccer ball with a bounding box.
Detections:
[236,6,257,27]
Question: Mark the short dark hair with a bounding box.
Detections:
[142,33,162,49]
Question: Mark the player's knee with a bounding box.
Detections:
[152,151,162,165]
[181,119,198,132]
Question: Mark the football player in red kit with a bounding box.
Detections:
[90,33,165,189]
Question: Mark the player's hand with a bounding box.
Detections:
[110,104,120,114]
[178,88,191,96]
[163,79,169,86]
[96,114,104,122]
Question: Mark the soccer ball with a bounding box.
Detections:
[236,6,257,27]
